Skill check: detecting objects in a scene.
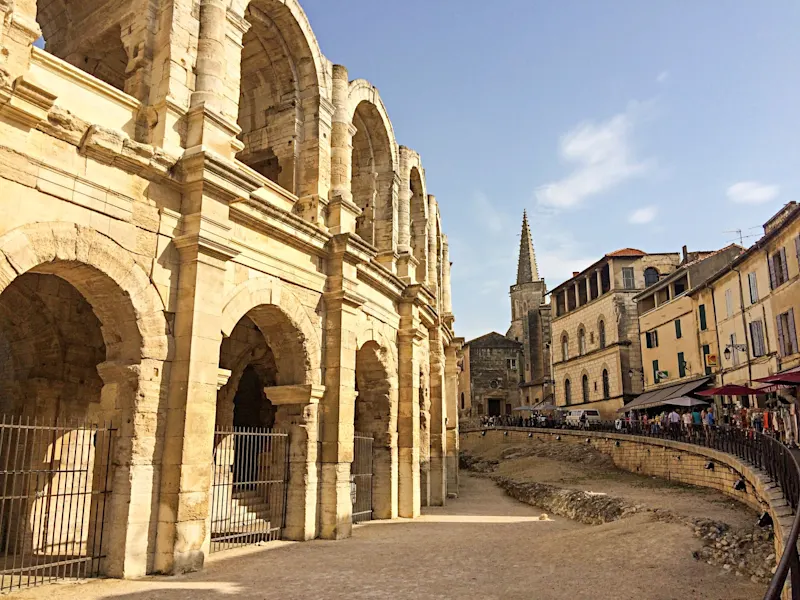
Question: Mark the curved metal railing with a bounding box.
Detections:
[468,421,800,599]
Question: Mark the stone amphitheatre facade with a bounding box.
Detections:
[0,0,459,583]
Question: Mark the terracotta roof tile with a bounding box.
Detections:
[605,248,646,257]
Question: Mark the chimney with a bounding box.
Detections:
[682,245,688,263]
[572,271,580,277]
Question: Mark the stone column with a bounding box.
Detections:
[397,150,412,252]
[428,327,446,506]
[266,384,324,541]
[442,236,452,316]
[444,344,460,498]
[374,172,400,274]
[192,0,227,111]
[427,196,439,296]
[154,198,238,574]
[328,65,361,236]
[397,293,423,517]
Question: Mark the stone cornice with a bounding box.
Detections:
[323,288,366,310]
[264,384,326,406]
[0,75,57,128]
[230,197,331,257]
[326,233,376,266]
[172,232,240,261]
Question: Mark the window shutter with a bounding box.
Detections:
[777,315,786,357]
[675,320,682,339]
[749,273,758,304]
[768,255,777,290]
[653,330,658,347]
[780,248,790,282]
[646,332,652,348]
[788,309,799,355]
[678,352,686,377]
[699,305,707,330]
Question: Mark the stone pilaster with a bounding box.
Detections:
[428,327,446,506]
[444,343,460,498]
[319,233,371,539]
[267,384,325,541]
[427,196,439,298]
[397,288,425,517]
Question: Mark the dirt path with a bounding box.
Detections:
[15,475,762,600]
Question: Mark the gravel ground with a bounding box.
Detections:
[14,474,763,600]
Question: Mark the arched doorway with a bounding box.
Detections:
[353,341,397,522]
[213,296,317,549]
[0,223,170,585]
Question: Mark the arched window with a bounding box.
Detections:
[562,334,569,362]
[602,369,610,399]
[582,374,590,403]
[564,379,572,405]
[644,267,660,287]
[578,328,586,355]
[599,320,606,349]
[460,392,465,410]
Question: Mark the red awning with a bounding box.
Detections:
[697,384,763,396]
[755,372,800,385]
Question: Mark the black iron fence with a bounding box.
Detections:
[474,421,800,599]
[352,433,373,524]
[210,427,288,553]
[0,416,115,593]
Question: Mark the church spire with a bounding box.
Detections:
[516,210,540,284]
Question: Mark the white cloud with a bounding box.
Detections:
[628,205,658,225]
[535,105,651,210]
[656,70,669,84]
[726,181,780,205]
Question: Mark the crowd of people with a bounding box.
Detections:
[477,401,799,447]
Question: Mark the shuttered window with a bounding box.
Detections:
[652,360,660,384]
[725,289,734,317]
[678,352,686,378]
[770,248,790,289]
[675,319,682,339]
[703,345,712,376]
[777,309,799,357]
[749,320,766,357]
[699,304,707,330]
[748,272,759,304]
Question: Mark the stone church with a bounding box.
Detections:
[0,0,458,587]
[459,213,552,417]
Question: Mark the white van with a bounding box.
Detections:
[565,409,601,428]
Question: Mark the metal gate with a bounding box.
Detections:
[210,427,288,553]
[0,416,115,593]
[351,433,373,524]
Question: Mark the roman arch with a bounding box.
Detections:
[0,0,459,588]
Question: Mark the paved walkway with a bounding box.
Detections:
[17,475,761,600]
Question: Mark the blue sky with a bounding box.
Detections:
[304,1,799,341]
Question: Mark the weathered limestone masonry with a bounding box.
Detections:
[462,429,793,565]
[0,0,458,580]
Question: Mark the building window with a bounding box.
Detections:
[506,358,517,370]
[703,344,712,376]
[769,248,789,289]
[777,309,799,357]
[750,320,766,357]
[652,359,660,384]
[477,403,484,415]
[699,304,707,331]
[622,267,635,290]
[644,267,659,287]
[562,334,569,362]
[599,320,606,348]
[506,403,512,415]
[602,369,610,399]
[646,330,659,348]
[678,352,686,378]
[582,375,590,403]
[578,328,586,355]
[725,288,734,318]
[564,379,572,405]
[460,393,465,410]
[748,272,759,304]
[674,319,682,339]
[730,333,740,366]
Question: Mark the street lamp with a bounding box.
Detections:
[723,343,748,362]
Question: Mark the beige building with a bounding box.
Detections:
[634,246,743,403]
[699,203,800,397]
[0,0,459,587]
[551,249,681,418]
